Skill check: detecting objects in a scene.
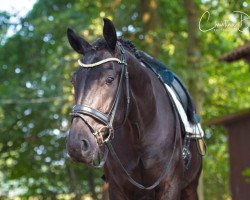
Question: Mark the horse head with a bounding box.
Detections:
[66,18,127,165]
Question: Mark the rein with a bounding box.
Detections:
[70,44,178,190]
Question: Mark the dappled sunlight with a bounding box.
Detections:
[1,0,250,199]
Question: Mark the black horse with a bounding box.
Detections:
[66,18,202,200]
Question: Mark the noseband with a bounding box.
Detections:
[70,43,130,145]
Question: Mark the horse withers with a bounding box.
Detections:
[66,18,202,200]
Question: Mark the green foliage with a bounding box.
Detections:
[0,0,250,199]
[0,12,11,45]
[203,127,230,199]
[242,168,250,183]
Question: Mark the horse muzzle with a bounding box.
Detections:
[66,120,99,164]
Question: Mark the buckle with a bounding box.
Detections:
[93,125,114,145]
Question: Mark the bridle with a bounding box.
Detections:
[69,43,178,191]
[70,43,130,145]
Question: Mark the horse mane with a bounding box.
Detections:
[92,37,141,58]
[118,37,139,57]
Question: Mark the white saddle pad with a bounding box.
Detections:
[165,84,204,139]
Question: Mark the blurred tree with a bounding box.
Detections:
[0,0,103,199]
[0,12,11,45]
[0,0,249,199]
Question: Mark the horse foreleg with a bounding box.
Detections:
[180,178,199,200]
[108,180,129,200]
[156,179,182,200]
[155,169,182,200]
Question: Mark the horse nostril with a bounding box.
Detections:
[81,139,89,152]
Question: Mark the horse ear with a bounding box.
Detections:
[67,28,91,55]
[103,18,117,51]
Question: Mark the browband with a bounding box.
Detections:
[78,58,126,68]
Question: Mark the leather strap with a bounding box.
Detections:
[105,106,177,190]
[92,145,109,168]
[71,43,130,145]
[72,105,109,124]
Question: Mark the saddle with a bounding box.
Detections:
[136,51,199,124]
[136,51,207,168]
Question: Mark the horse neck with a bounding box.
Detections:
[125,51,157,129]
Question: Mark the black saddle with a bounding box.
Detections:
[136,51,198,124]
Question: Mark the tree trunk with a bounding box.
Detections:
[183,0,205,200]
[140,0,161,57]
[183,0,205,113]
[140,0,160,31]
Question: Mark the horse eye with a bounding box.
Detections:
[106,76,114,84]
